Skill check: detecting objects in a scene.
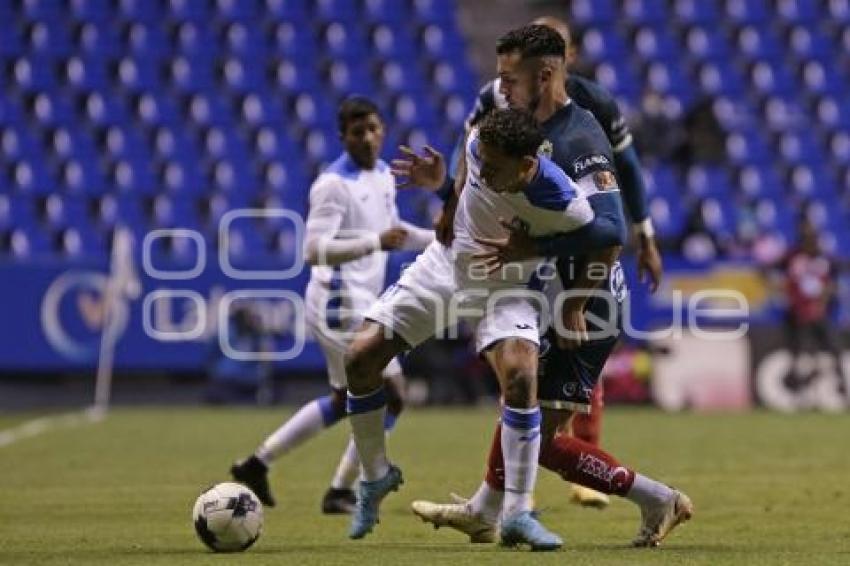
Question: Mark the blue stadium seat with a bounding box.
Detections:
[216,0,261,22]
[70,0,114,22]
[269,21,317,58]
[362,0,408,25]
[117,0,161,23]
[265,0,309,21]
[776,0,821,23]
[570,0,617,25]
[580,28,628,63]
[169,0,212,23]
[410,0,457,24]
[724,0,770,24]
[622,0,667,24]
[12,56,57,92]
[24,20,73,56]
[734,25,783,61]
[672,0,720,24]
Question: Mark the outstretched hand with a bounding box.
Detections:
[471,217,539,275]
[390,145,446,190]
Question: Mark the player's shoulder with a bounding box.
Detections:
[310,154,357,198]
[567,74,619,113]
[321,153,360,181]
[523,157,577,211]
[552,103,611,155]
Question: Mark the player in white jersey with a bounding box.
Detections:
[230,97,434,513]
[344,108,625,550]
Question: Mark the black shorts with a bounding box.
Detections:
[537,328,619,414]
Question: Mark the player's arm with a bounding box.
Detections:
[556,245,622,349]
[535,188,628,258]
[470,184,627,271]
[303,178,406,266]
[602,97,663,292]
[388,195,435,251]
[393,219,435,250]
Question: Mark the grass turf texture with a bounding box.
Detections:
[0,408,848,565]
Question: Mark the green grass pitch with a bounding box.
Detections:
[0,407,848,565]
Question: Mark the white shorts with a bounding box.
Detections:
[305,282,402,390]
[364,242,542,353]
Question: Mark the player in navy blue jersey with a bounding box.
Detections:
[439,15,662,509]
[405,24,693,548]
[460,16,662,293]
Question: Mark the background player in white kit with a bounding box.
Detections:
[230,97,434,513]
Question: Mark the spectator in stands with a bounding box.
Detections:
[781,219,848,401]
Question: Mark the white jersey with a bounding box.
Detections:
[451,130,595,288]
[304,153,434,323]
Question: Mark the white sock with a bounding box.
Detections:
[347,388,389,481]
[330,437,360,490]
[501,406,541,518]
[256,397,340,465]
[625,473,674,507]
[467,481,503,525]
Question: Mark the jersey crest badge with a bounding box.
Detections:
[537,139,553,159]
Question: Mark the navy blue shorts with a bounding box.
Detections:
[537,328,618,413]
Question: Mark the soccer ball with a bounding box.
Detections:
[192,482,263,552]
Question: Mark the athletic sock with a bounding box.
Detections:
[330,437,360,490]
[571,383,604,446]
[625,473,675,507]
[467,481,503,525]
[501,405,541,518]
[255,395,344,465]
[347,386,389,481]
[539,434,635,496]
[329,412,398,490]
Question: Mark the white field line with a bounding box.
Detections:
[0,407,106,449]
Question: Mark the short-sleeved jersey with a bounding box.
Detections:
[539,101,628,301]
[452,129,594,287]
[466,74,632,153]
[305,154,399,309]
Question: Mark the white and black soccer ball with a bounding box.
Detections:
[192,482,263,552]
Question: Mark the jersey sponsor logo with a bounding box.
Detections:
[593,170,617,191]
[576,452,631,491]
[572,154,611,176]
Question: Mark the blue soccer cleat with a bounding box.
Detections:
[500,510,563,551]
[349,465,403,539]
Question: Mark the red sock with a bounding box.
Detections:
[539,434,634,496]
[484,423,505,490]
[571,382,604,446]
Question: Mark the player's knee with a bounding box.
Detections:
[503,366,534,407]
[343,346,375,391]
[329,388,347,415]
[385,378,405,416]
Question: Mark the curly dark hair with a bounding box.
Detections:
[496,24,566,60]
[337,95,380,134]
[478,108,544,158]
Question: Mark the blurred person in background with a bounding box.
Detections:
[781,219,848,402]
[205,303,273,405]
[230,96,434,513]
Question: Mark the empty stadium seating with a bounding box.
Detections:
[0,0,476,260]
[571,0,850,259]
